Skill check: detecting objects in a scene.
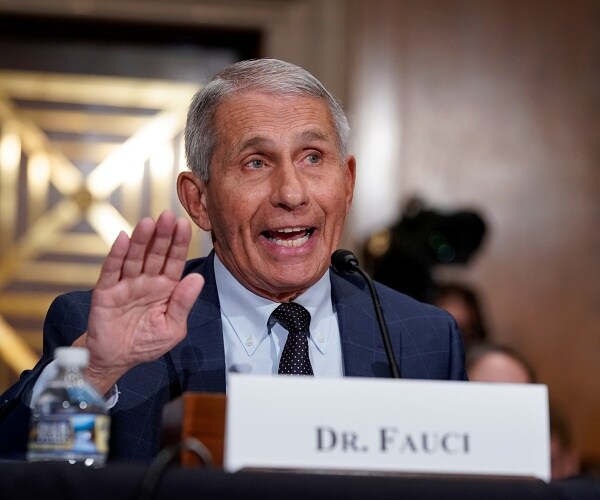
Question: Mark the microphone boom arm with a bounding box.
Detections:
[332,250,401,379]
[354,266,401,379]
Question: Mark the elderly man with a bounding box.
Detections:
[0,59,466,460]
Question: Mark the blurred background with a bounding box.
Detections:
[0,0,598,470]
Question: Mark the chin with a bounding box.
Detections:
[269,272,322,294]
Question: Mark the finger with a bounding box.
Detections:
[96,231,130,288]
[142,211,178,276]
[167,273,205,331]
[162,218,193,281]
[120,217,157,278]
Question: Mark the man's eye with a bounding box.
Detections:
[247,159,264,169]
[306,154,321,164]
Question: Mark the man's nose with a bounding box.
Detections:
[270,160,308,210]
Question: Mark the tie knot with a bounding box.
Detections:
[271,302,311,335]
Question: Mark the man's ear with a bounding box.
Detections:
[177,171,212,231]
[344,155,357,214]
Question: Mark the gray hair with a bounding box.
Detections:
[184,58,350,182]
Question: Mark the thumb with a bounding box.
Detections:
[167,273,205,326]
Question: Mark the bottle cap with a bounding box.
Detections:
[54,346,89,367]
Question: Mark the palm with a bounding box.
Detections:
[83,211,205,389]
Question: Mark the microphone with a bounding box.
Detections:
[331,249,401,379]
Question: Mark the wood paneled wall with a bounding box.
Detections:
[347,0,599,461]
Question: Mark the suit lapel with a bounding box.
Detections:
[331,271,392,378]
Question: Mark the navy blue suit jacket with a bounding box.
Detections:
[0,252,466,460]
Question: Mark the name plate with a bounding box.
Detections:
[224,375,550,480]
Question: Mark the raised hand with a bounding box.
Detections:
[78,210,205,394]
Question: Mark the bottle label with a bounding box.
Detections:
[29,414,110,457]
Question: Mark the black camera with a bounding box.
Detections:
[363,197,487,301]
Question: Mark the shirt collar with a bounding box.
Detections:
[213,254,333,355]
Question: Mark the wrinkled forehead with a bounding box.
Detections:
[217,89,333,118]
[214,90,336,139]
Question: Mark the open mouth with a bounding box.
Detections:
[262,227,315,247]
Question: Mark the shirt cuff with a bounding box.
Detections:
[104,383,120,410]
[28,359,120,411]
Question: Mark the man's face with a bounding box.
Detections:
[187,91,355,302]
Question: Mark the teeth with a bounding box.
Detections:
[268,233,311,247]
[266,227,313,247]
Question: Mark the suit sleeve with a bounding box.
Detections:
[446,316,468,381]
[0,291,91,458]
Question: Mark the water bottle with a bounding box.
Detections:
[27,346,110,466]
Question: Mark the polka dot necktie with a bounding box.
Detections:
[272,302,314,376]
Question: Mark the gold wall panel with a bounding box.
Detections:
[0,70,205,381]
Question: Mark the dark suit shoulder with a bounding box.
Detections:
[331,270,466,381]
[375,280,452,320]
[374,282,466,381]
[43,290,93,354]
[332,269,451,321]
[373,279,460,345]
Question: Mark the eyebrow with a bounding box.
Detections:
[235,129,330,156]
[300,129,329,143]
[236,136,271,155]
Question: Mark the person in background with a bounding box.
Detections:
[0,58,466,461]
[430,282,488,348]
[466,342,581,480]
[549,403,582,480]
[466,343,534,383]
